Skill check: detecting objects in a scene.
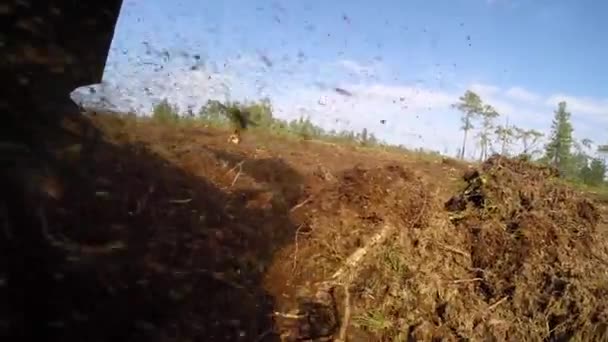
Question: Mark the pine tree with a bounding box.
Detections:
[152,98,178,123]
[494,116,514,156]
[598,144,608,162]
[544,101,574,175]
[360,128,369,146]
[452,90,483,159]
[589,158,607,185]
[476,104,499,161]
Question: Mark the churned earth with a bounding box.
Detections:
[2,112,607,341]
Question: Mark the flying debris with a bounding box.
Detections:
[380,119,386,124]
[161,50,170,62]
[334,87,353,96]
[260,54,273,68]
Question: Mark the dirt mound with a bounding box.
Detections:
[269,164,433,340]
[272,155,608,341]
[290,163,431,281]
[314,163,430,223]
[444,155,607,340]
[6,111,608,341]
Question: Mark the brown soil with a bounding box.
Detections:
[2,113,607,342]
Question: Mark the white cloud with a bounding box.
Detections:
[335,59,388,83]
[337,59,379,77]
[271,82,463,153]
[353,84,455,108]
[75,64,243,113]
[465,83,550,130]
[505,86,541,103]
[470,83,501,97]
[91,55,608,158]
[545,94,608,118]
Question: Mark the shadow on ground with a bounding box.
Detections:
[0,108,305,341]
[208,148,305,209]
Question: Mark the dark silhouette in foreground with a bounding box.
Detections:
[1,1,303,340]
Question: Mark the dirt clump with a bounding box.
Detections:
[444,154,607,341]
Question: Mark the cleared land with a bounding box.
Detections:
[2,113,608,341]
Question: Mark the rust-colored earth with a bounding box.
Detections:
[2,113,608,341]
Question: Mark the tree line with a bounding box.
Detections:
[150,91,606,187]
[151,97,382,147]
[452,90,607,186]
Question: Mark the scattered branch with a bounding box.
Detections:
[229,161,244,187]
[168,198,192,204]
[449,277,483,284]
[290,196,312,213]
[226,160,245,175]
[488,296,509,311]
[272,311,305,320]
[331,223,396,281]
[292,224,305,273]
[437,243,470,258]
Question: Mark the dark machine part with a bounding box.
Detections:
[0,1,123,340]
[1,1,124,143]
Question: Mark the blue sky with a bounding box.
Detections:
[74,0,608,157]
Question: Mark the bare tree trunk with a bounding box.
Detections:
[461,127,468,159]
[502,116,510,156]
